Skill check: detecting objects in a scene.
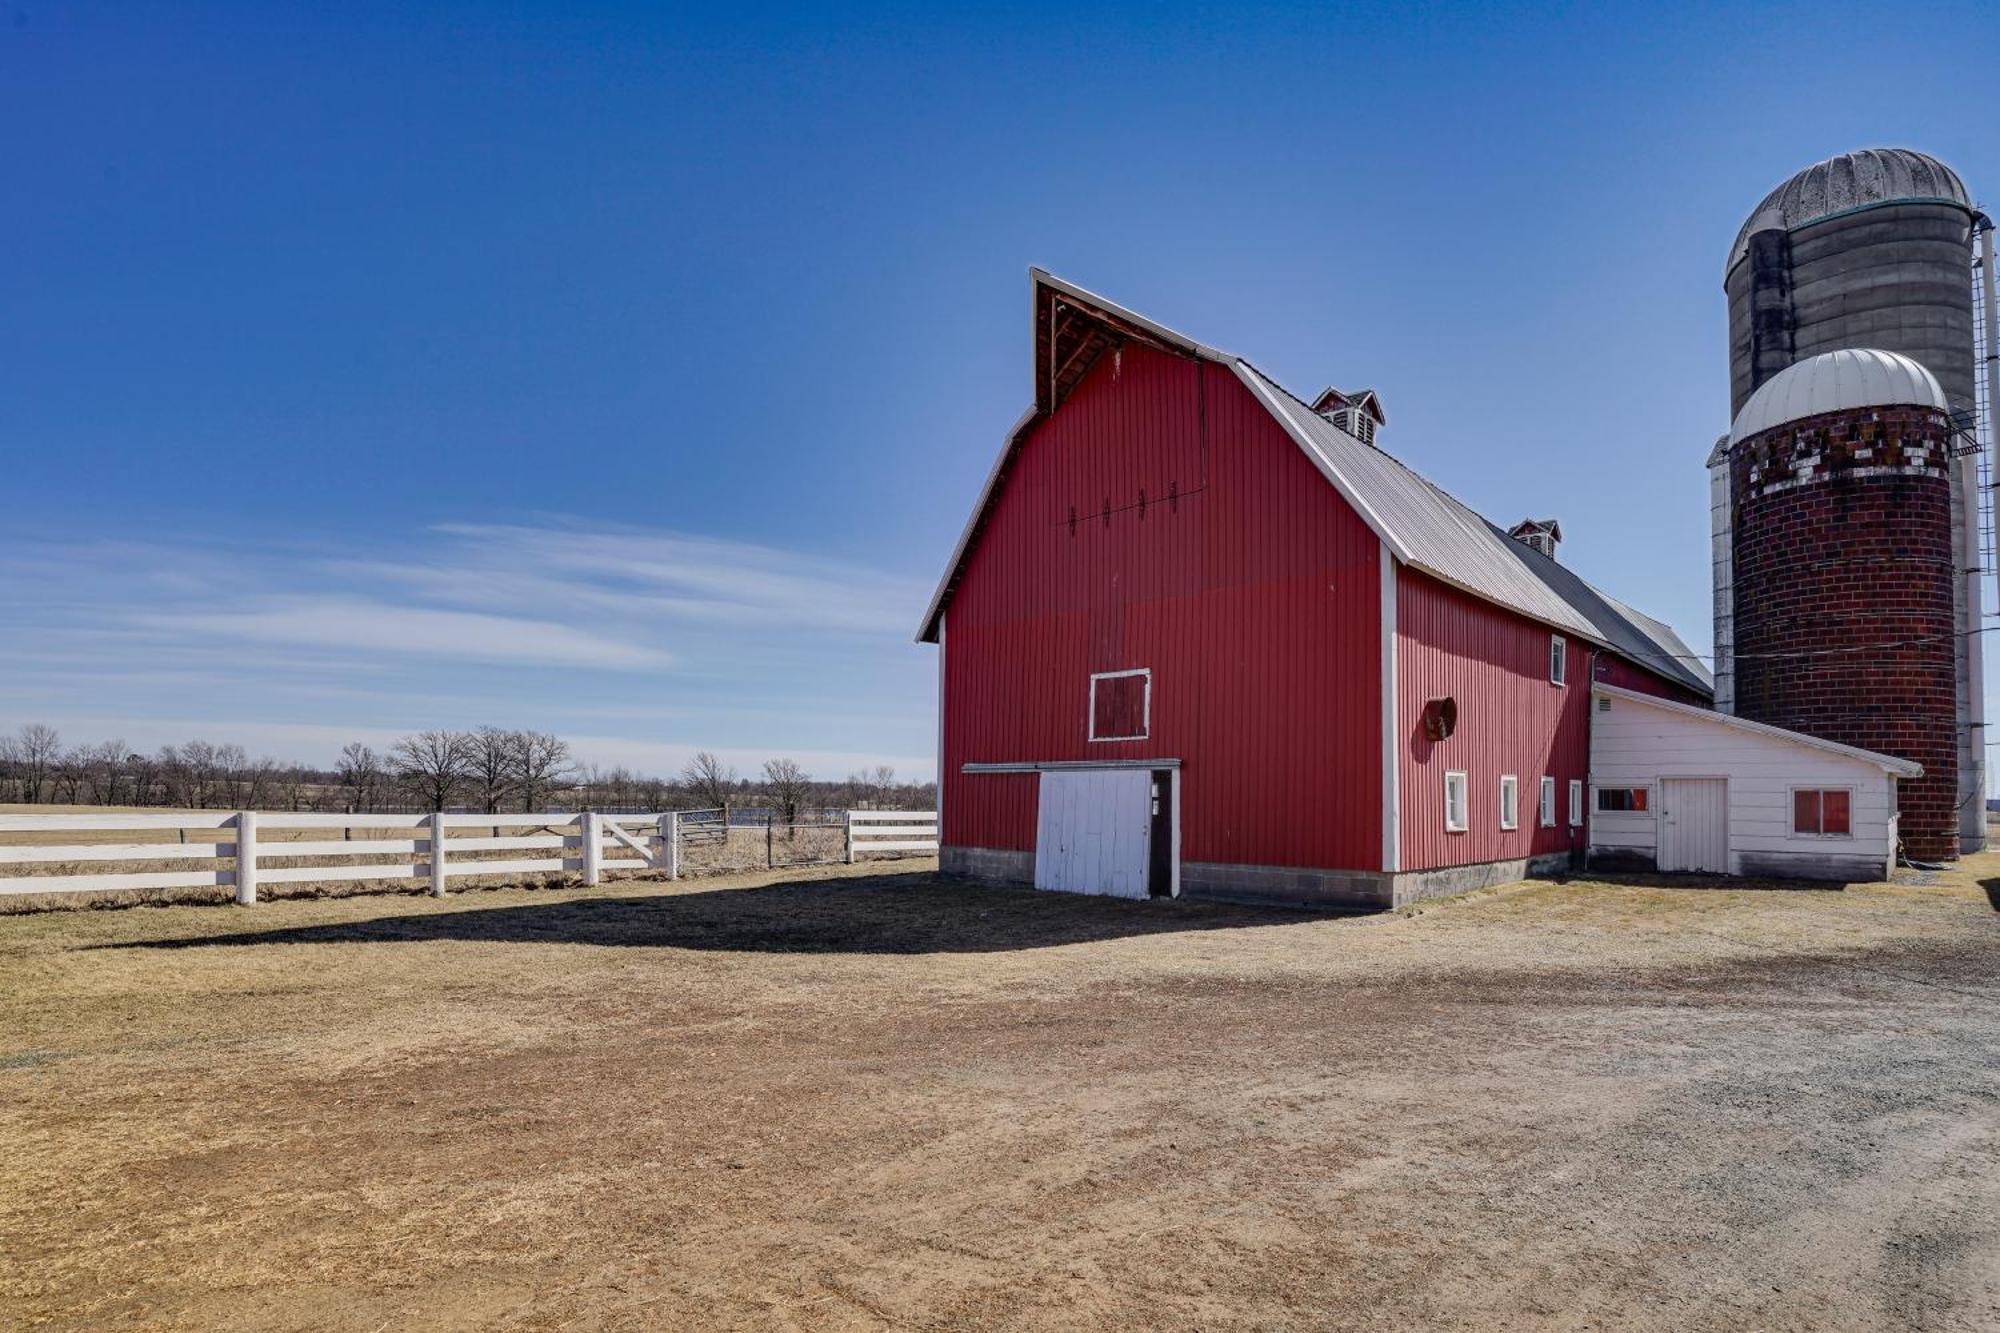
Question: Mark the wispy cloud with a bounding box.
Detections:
[365,521,932,635]
[135,598,674,669]
[0,519,938,776]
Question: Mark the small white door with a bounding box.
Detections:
[1659,778,1728,874]
[1034,769,1152,898]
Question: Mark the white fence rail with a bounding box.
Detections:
[845,809,940,860]
[0,810,687,903]
[0,807,942,902]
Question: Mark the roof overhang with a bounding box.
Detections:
[1592,684,1921,777]
[914,270,1707,698]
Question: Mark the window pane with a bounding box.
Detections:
[1092,674,1146,739]
[1631,788,1648,812]
[1824,790,1850,836]
[1793,789,1820,835]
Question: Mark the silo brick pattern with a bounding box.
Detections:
[1730,405,1960,858]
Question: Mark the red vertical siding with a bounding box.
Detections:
[942,344,1382,872]
[1597,652,1707,706]
[1396,570,1589,872]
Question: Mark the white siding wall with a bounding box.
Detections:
[1590,692,1898,879]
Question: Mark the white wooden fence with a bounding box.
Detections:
[845,809,939,860]
[0,808,940,903]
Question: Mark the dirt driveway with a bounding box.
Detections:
[3,859,1997,1330]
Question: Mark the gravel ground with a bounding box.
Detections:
[2,858,1996,1330]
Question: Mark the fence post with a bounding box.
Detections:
[429,812,448,897]
[234,811,258,905]
[582,812,603,886]
[660,811,680,880]
[766,818,774,869]
[845,811,855,864]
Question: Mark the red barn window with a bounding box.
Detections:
[1793,789,1851,837]
[1089,669,1150,742]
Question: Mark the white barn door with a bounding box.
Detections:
[1660,778,1728,874]
[1034,770,1153,898]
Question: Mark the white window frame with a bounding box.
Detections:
[1549,634,1567,686]
[1539,776,1556,828]
[1087,668,1151,742]
[1596,786,1651,813]
[1443,770,1468,833]
[1789,785,1855,839]
[1499,775,1519,830]
[1568,779,1584,827]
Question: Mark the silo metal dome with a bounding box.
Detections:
[1728,347,1948,445]
[1727,148,1971,275]
[1724,146,1979,419]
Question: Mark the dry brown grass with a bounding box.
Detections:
[3,856,1997,1330]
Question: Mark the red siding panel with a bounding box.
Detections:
[1396,570,1589,872]
[1597,652,1708,706]
[942,345,1381,872]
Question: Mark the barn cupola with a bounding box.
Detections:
[1507,518,1562,561]
[1310,386,1385,446]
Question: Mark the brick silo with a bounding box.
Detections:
[1715,149,1988,855]
[1719,350,1961,859]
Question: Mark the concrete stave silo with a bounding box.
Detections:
[1713,149,1987,858]
[1726,149,1978,417]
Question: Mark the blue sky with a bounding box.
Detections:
[5,1,1998,779]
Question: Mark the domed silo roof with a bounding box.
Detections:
[1729,348,1948,444]
[1727,148,1971,274]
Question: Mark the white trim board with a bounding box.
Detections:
[964,759,1181,774]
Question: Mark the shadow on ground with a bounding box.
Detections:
[97,871,1331,956]
[1981,878,2000,913]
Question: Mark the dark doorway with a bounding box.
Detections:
[1148,769,1175,897]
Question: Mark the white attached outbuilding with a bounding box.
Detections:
[1588,684,1920,881]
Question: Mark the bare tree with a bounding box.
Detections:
[240,755,283,809]
[680,750,736,808]
[467,726,519,814]
[509,731,574,813]
[391,730,472,811]
[125,750,158,807]
[78,740,129,806]
[50,747,85,804]
[762,758,811,823]
[337,742,382,813]
[3,724,62,803]
[160,740,224,809]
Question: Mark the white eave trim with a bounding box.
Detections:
[963,758,1181,773]
[1231,360,1412,563]
[915,404,1039,643]
[1592,683,1922,777]
[1029,268,1235,363]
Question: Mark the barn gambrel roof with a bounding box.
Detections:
[918,270,1711,697]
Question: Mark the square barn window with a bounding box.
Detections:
[1444,771,1468,832]
[1499,775,1519,830]
[1549,635,1567,686]
[1793,788,1851,837]
[1598,787,1649,812]
[1089,669,1150,742]
[1539,776,1556,827]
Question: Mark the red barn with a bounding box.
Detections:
[918,272,1710,908]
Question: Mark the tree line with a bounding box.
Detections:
[0,723,934,817]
